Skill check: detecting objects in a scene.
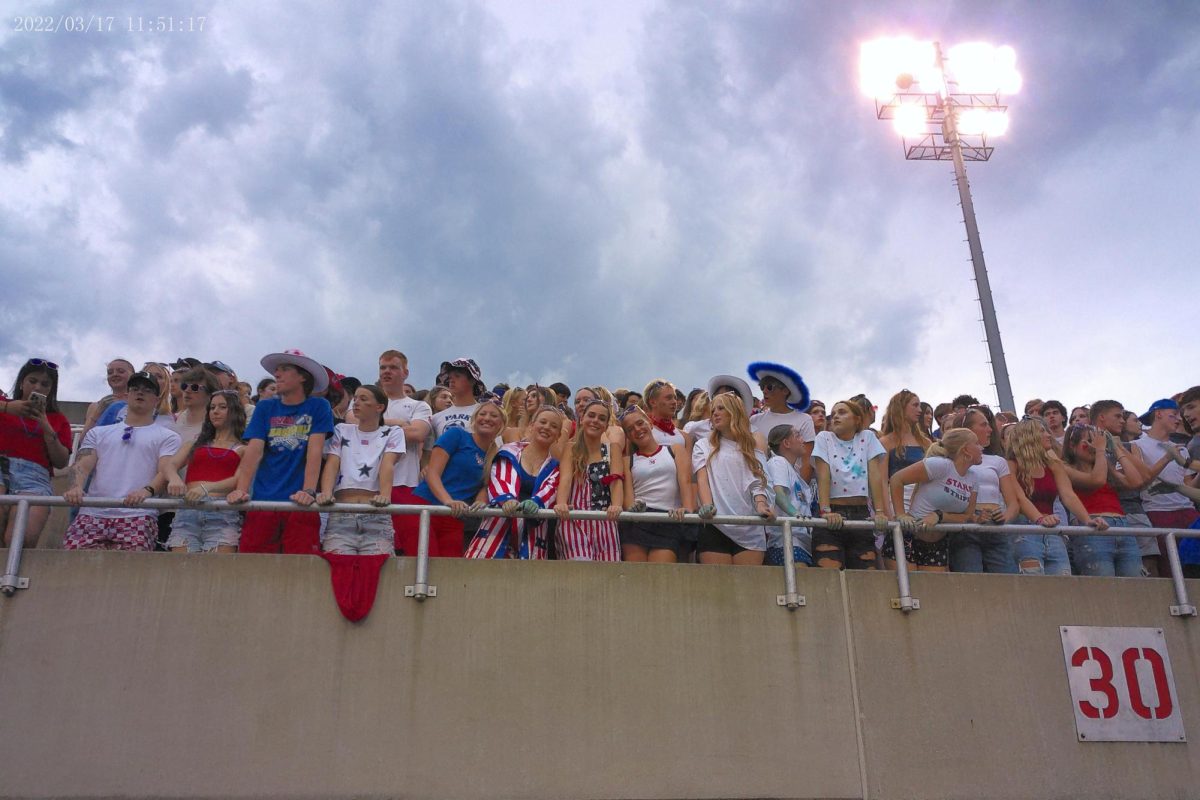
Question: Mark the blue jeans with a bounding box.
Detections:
[1069,516,1142,577]
[949,531,1017,574]
[1014,531,1072,576]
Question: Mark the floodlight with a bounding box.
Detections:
[892,105,928,138]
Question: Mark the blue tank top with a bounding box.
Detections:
[888,445,925,477]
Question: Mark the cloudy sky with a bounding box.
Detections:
[1,0,1197,413]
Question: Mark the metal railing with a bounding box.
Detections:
[1,495,1197,618]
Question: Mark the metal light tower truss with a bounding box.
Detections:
[873,93,1008,162]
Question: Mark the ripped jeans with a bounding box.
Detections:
[1013,529,1072,576]
[1068,516,1142,577]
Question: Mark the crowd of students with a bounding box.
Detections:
[1,350,1197,579]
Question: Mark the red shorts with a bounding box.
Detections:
[391,489,464,557]
[63,514,156,551]
[239,510,320,554]
[1147,509,1200,530]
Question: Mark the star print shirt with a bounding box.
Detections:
[324,422,407,493]
[812,430,886,500]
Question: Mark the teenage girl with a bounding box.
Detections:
[466,406,564,559]
[163,390,247,553]
[812,400,888,569]
[316,385,406,555]
[1060,423,1143,577]
[0,358,72,547]
[555,399,625,560]
[693,392,774,566]
[619,406,695,562]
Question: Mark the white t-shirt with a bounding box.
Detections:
[909,457,979,519]
[683,419,711,439]
[630,445,682,510]
[324,423,406,493]
[1133,434,1195,512]
[692,437,769,550]
[651,426,686,447]
[975,453,1011,508]
[385,397,432,487]
[80,422,181,519]
[751,409,816,443]
[765,454,813,554]
[812,430,886,500]
[432,403,479,438]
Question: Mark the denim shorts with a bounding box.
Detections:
[166,507,242,551]
[4,457,53,495]
[323,512,394,555]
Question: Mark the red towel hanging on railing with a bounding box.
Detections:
[318,553,390,622]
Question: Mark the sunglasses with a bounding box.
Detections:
[180,383,210,392]
[121,425,133,443]
[28,358,58,371]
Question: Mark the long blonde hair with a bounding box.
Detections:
[500,387,526,427]
[706,392,768,485]
[1007,417,1058,495]
[880,389,931,455]
[469,401,503,486]
[572,399,612,474]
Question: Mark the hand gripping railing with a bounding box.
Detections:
[1,496,1196,619]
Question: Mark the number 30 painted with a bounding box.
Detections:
[1070,646,1174,720]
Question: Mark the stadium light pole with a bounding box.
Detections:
[860,38,1020,413]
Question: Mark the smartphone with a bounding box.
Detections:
[29,392,46,411]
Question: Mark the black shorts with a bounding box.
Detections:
[812,503,876,568]
[697,524,748,556]
[620,510,690,552]
[882,531,949,567]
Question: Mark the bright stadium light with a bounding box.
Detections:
[860,38,1020,413]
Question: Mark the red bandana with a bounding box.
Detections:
[650,416,677,437]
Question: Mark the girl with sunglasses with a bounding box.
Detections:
[0,358,73,547]
[1060,423,1143,577]
[162,390,248,552]
[398,399,504,557]
[171,367,220,446]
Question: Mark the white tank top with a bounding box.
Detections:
[631,446,681,510]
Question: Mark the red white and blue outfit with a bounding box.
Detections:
[465,442,561,559]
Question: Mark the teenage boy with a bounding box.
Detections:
[377,349,434,545]
[431,358,485,437]
[1132,399,1199,532]
[63,371,181,551]
[227,349,333,554]
[747,363,816,481]
[1091,399,1158,573]
[1041,400,1068,447]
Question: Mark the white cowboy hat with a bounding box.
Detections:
[260,349,329,394]
[706,374,754,416]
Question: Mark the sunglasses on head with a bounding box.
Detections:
[28,358,58,371]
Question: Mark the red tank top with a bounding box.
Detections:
[188,445,241,483]
[1075,481,1124,516]
[1029,470,1058,515]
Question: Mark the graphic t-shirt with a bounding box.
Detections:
[243,396,334,501]
[909,456,980,519]
[432,403,479,438]
[415,426,488,504]
[812,430,886,499]
[765,454,814,555]
[325,422,406,493]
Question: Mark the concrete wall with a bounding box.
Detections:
[0,551,1197,799]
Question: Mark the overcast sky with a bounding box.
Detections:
[1,0,1197,413]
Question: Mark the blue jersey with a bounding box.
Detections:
[244,396,334,501]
